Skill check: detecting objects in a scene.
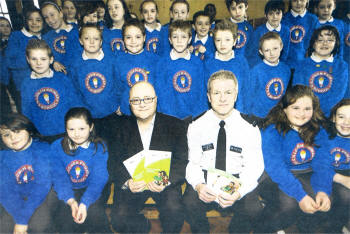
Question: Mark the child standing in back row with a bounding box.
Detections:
[225,0,253,59]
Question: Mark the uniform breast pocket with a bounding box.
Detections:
[200,143,215,170]
[227,145,244,173]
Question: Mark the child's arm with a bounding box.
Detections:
[333,173,350,189]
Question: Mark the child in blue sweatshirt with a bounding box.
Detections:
[62,0,78,27]
[204,19,250,114]
[248,32,291,118]
[155,20,207,120]
[282,0,318,68]
[323,99,350,233]
[51,107,109,233]
[293,25,349,116]
[41,1,79,74]
[21,39,83,137]
[0,113,52,233]
[70,24,120,118]
[103,0,131,54]
[190,10,215,61]
[246,0,290,68]
[5,7,44,91]
[225,0,253,59]
[260,85,332,233]
[314,0,346,58]
[115,19,158,115]
[139,0,167,56]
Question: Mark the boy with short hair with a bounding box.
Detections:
[204,19,250,114]
[246,0,290,67]
[155,20,207,120]
[246,32,291,119]
[191,10,215,60]
[225,0,253,58]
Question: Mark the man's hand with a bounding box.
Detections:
[195,183,217,203]
[13,224,28,234]
[74,203,87,224]
[315,192,331,212]
[67,198,79,220]
[128,179,147,193]
[298,195,318,214]
[217,191,241,209]
[53,61,67,75]
[147,181,165,193]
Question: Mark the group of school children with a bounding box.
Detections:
[0,0,349,233]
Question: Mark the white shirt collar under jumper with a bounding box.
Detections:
[82,49,104,61]
[145,22,162,32]
[319,16,334,24]
[55,24,73,33]
[311,53,334,63]
[230,17,244,24]
[291,9,307,17]
[138,114,156,150]
[21,28,41,39]
[263,59,279,66]
[194,34,208,44]
[266,22,281,32]
[69,141,90,150]
[30,69,54,79]
[170,49,191,60]
[215,50,235,61]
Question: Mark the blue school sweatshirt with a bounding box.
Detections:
[70,52,120,118]
[102,28,125,54]
[20,71,84,136]
[4,30,40,89]
[191,33,215,61]
[327,135,350,172]
[261,126,333,202]
[144,24,167,56]
[293,56,349,116]
[0,140,51,225]
[115,50,158,115]
[282,11,318,68]
[155,53,207,119]
[204,52,250,113]
[344,21,350,65]
[231,19,253,59]
[247,61,291,117]
[246,23,291,68]
[50,139,108,208]
[42,27,80,67]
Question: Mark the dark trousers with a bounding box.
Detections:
[54,187,110,233]
[325,170,350,232]
[183,182,264,233]
[0,189,56,233]
[111,183,184,233]
[258,171,329,233]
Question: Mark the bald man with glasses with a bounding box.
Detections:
[103,81,188,233]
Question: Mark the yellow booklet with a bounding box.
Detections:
[123,150,172,185]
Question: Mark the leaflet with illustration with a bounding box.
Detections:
[123,150,171,185]
[206,168,241,203]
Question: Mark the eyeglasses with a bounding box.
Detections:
[129,96,156,105]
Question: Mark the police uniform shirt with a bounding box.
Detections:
[186,109,264,198]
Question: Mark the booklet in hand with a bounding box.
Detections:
[206,168,241,198]
[123,150,171,186]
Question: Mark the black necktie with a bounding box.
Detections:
[216,120,226,171]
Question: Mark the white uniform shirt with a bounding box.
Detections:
[186,109,264,198]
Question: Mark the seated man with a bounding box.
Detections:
[105,81,188,233]
[184,70,265,233]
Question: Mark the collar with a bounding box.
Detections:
[55,24,73,33]
[78,141,90,149]
[137,113,156,133]
[21,28,41,39]
[208,108,239,124]
[82,49,104,61]
[266,22,281,32]
[170,49,191,60]
[230,17,244,24]
[319,16,334,24]
[215,50,235,61]
[291,9,307,17]
[311,53,334,63]
[30,69,54,79]
[263,59,279,66]
[194,34,208,44]
[145,22,162,32]
[67,19,78,24]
